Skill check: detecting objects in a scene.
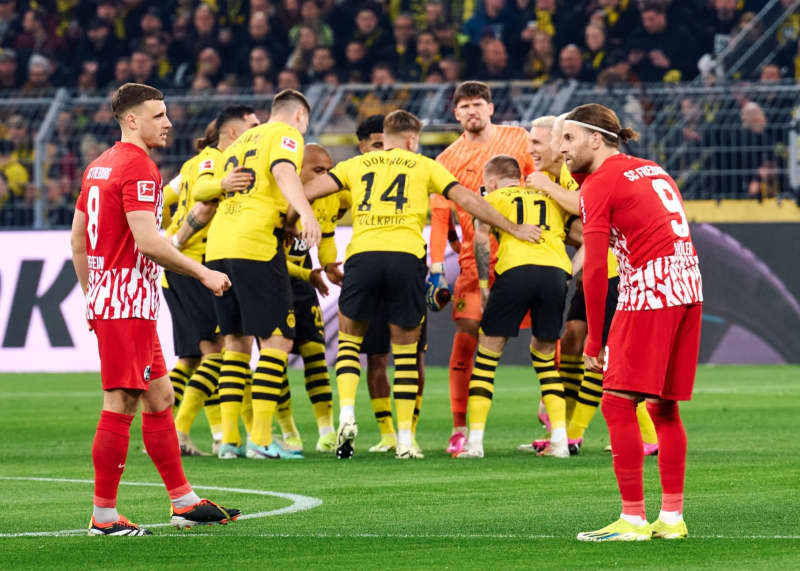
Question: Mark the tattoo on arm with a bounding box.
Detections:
[475,231,490,281]
[186,212,207,232]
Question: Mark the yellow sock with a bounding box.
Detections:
[335,332,363,409]
[251,347,288,447]
[219,351,250,446]
[241,375,253,436]
[532,348,566,430]
[559,353,584,423]
[412,394,423,435]
[392,343,419,433]
[467,346,501,432]
[637,401,658,444]
[371,397,395,436]
[567,369,603,440]
[169,360,194,411]
[175,352,222,434]
[203,387,223,440]
[299,342,333,433]
[276,373,299,436]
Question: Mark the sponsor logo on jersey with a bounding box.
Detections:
[88,167,112,180]
[199,159,214,172]
[281,136,298,152]
[137,180,156,202]
[143,365,151,381]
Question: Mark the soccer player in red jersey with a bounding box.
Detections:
[560,104,702,541]
[71,83,239,536]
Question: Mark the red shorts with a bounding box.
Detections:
[603,303,702,401]
[91,318,168,391]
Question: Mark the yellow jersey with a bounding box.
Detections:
[206,121,304,262]
[328,148,458,260]
[486,185,572,275]
[559,162,618,279]
[165,146,221,262]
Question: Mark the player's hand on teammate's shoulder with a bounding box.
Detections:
[324,262,343,285]
[310,268,329,296]
[299,212,322,248]
[221,166,254,194]
[525,172,555,194]
[200,268,231,296]
[512,223,542,243]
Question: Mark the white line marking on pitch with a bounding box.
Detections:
[0,477,322,537]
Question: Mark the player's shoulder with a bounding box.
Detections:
[437,134,467,161]
[495,124,529,140]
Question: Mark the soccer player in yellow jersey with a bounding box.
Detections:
[162,106,260,456]
[274,143,345,454]
[525,114,659,456]
[204,89,322,460]
[304,110,541,459]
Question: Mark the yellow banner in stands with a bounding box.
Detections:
[685,199,800,223]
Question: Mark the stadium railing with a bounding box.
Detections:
[1,80,799,229]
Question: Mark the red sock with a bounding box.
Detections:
[449,331,477,427]
[92,410,134,508]
[647,400,687,513]
[142,407,192,500]
[601,393,645,519]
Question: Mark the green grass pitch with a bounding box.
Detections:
[0,365,798,569]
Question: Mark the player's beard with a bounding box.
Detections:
[565,149,592,174]
[463,116,488,134]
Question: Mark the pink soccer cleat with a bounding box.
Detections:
[643,442,659,456]
[446,431,467,456]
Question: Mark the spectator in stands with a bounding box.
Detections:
[557,44,594,82]
[593,0,638,48]
[130,49,167,90]
[625,3,699,82]
[0,0,19,48]
[194,46,224,87]
[409,30,441,82]
[278,68,302,91]
[584,23,608,75]
[775,0,800,52]
[422,0,448,30]
[343,40,370,83]
[95,0,124,43]
[351,5,392,64]
[140,7,164,38]
[6,114,32,172]
[168,15,194,70]
[477,37,511,80]
[121,0,149,45]
[246,46,274,85]
[290,0,334,48]
[380,12,417,81]
[462,0,515,46]
[524,29,555,86]
[510,0,561,65]
[705,0,741,57]
[433,21,461,61]
[111,56,132,88]
[144,33,181,86]
[440,56,461,83]
[192,4,218,52]
[358,63,409,119]
[287,25,319,77]
[14,9,65,64]
[241,11,288,72]
[75,19,123,88]
[306,46,336,85]
[0,139,28,199]
[0,48,19,90]
[740,102,783,199]
[252,74,274,94]
[22,54,55,93]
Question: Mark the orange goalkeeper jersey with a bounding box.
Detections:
[432,125,535,285]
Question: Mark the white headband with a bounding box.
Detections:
[565,119,619,139]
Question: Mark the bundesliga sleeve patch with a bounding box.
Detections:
[198,159,214,172]
[137,180,156,202]
[281,136,298,152]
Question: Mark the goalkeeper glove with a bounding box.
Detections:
[425,263,451,312]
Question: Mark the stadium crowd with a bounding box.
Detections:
[1,0,799,225]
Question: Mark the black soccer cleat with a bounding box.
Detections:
[88,515,152,536]
[336,440,354,459]
[170,499,239,529]
[335,420,358,460]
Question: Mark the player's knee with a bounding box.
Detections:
[646,399,679,421]
[560,320,587,354]
[455,318,480,337]
[531,337,556,355]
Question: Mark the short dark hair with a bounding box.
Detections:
[272,88,310,114]
[383,109,422,135]
[195,105,256,150]
[111,82,164,121]
[356,114,385,141]
[484,154,521,181]
[453,80,491,106]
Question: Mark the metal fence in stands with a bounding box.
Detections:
[1,80,799,228]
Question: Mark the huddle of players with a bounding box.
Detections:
[162,81,655,461]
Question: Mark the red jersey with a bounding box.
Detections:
[76,142,164,320]
[580,154,703,355]
[431,125,534,280]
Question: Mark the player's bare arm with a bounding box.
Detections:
[303,171,340,201]
[172,201,217,249]
[474,221,491,309]
[126,210,231,296]
[581,229,610,372]
[70,209,89,294]
[272,161,321,247]
[526,172,580,215]
[448,184,542,243]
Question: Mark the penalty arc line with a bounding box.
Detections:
[0,477,322,538]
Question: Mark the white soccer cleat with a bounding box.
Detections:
[455,443,484,458]
[395,444,424,459]
[538,440,569,458]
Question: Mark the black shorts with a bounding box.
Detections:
[207,255,295,339]
[481,265,568,340]
[162,270,219,358]
[290,278,324,351]
[566,276,620,345]
[339,251,427,330]
[362,304,428,355]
